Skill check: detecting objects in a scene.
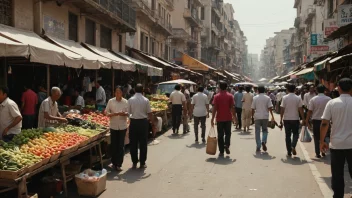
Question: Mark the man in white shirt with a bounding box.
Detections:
[106,86,129,171]
[95,81,106,110]
[305,84,331,158]
[275,88,284,113]
[242,86,254,132]
[0,87,22,141]
[191,86,209,143]
[321,78,352,198]
[128,84,153,169]
[72,89,85,109]
[280,84,305,157]
[251,86,275,152]
[38,87,67,128]
[169,84,187,134]
[303,85,316,109]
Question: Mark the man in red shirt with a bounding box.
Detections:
[21,84,38,129]
[211,81,237,156]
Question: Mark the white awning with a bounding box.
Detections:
[295,67,314,76]
[0,24,82,68]
[329,53,352,64]
[0,36,28,57]
[314,57,331,71]
[82,43,135,71]
[46,35,111,69]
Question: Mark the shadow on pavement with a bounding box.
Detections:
[238,132,252,136]
[281,156,308,165]
[253,152,276,160]
[205,156,236,165]
[107,168,151,184]
[186,142,206,149]
[166,133,189,139]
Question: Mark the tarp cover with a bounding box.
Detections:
[0,35,28,57]
[182,53,216,71]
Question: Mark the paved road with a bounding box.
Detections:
[98,113,352,198]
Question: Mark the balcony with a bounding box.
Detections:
[171,28,191,41]
[209,42,220,51]
[293,0,300,8]
[183,8,203,27]
[130,0,157,24]
[155,15,173,36]
[294,17,300,28]
[68,0,136,32]
[165,0,174,11]
[211,23,219,35]
[212,2,221,17]
[305,6,316,24]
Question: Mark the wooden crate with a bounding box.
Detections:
[27,160,43,172]
[0,168,26,179]
[41,157,51,165]
[49,152,61,162]
[60,145,79,156]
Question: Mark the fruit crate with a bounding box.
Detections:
[0,168,27,179]
[60,145,79,156]
[78,139,89,148]
[49,152,61,162]
[27,160,43,172]
[41,157,51,165]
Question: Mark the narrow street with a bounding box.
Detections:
[98,113,350,198]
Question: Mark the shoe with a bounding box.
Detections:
[292,147,297,155]
[173,130,176,134]
[132,164,137,169]
[256,148,261,152]
[116,166,123,171]
[140,164,147,169]
[225,146,230,154]
[316,154,322,158]
[322,153,326,157]
[202,138,206,143]
[287,152,292,157]
[262,142,267,152]
[195,138,199,142]
[219,153,224,157]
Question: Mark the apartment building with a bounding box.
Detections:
[170,0,203,61]
[274,29,295,74]
[127,0,173,60]
[0,0,136,52]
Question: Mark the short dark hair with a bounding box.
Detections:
[174,84,181,90]
[135,84,143,93]
[338,78,352,92]
[258,86,265,93]
[286,84,296,93]
[0,86,9,96]
[198,86,204,92]
[316,84,325,93]
[219,81,227,90]
[115,86,123,92]
[239,86,244,91]
[245,86,251,92]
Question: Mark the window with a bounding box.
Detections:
[100,25,112,49]
[68,13,78,42]
[201,7,205,20]
[85,19,96,45]
[0,0,12,26]
[328,0,334,18]
[145,36,149,53]
[119,34,123,52]
[140,32,144,51]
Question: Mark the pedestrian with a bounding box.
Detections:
[128,84,152,169]
[242,86,253,132]
[280,84,306,156]
[106,86,129,171]
[303,85,316,111]
[21,84,38,129]
[234,86,244,130]
[320,78,352,198]
[169,84,187,134]
[211,81,236,156]
[181,86,191,133]
[269,91,276,107]
[95,80,106,111]
[276,88,283,113]
[71,89,85,110]
[251,86,275,152]
[191,86,209,143]
[38,87,67,128]
[305,84,331,158]
[0,87,22,141]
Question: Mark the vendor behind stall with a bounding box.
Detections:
[0,86,22,141]
[38,87,67,128]
[71,89,85,110]
[95,80,106,111]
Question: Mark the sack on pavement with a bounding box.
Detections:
[300,126,312,142]
[206,127,217,155]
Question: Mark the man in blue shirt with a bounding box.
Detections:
[234,86,244,129]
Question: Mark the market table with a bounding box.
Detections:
[0,135,107,198]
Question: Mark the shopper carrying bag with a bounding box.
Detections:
[300,126,312,142]
[206,127,217,155]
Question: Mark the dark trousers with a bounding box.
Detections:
[129,119,149,165]
[312,120,331,155]
[110,129,127,167]
[330,149,352,198]
[217,121,232,153]
[172,105,183,132]
[283,120,300,154]
[22,115,35,129]
[194,116,206,139]
[235,107,242,128]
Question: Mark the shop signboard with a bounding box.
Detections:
[337,4,352,27]
[311,46,329,54]
[311,34,318,46]
[324,19,339,37]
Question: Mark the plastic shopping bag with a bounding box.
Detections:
[300,126,312,142]
[206,127,218,155]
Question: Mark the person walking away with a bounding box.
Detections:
[191,86,209,143]
[106,86,129,171]
[276,88,283,113]
[169,84,187,134]
[128,84,152,169]
[181,86,190,133]
[242,86,253,132]
[320,78,352,198]
[280,84,305,156]
[251,86,275,152]
[269,91,276,107]
[95,80,106,111]
[211,81,236,156]
[234,86,244,130]
[0,87,22,141]
[38,87,67,128]
[305,84,331,158]
[21,84,38,129]
[303,85,316,114]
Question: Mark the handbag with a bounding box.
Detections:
[206,127,218,155]
[300,126,312,142]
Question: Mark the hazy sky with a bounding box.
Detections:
[226,0,296,55]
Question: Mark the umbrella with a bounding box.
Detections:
[234,82,258,87]
[258,78,267,82]
[159,79,196,85]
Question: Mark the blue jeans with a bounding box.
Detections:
[255,119,268,149]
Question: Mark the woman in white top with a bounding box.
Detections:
[242,86,254,132]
